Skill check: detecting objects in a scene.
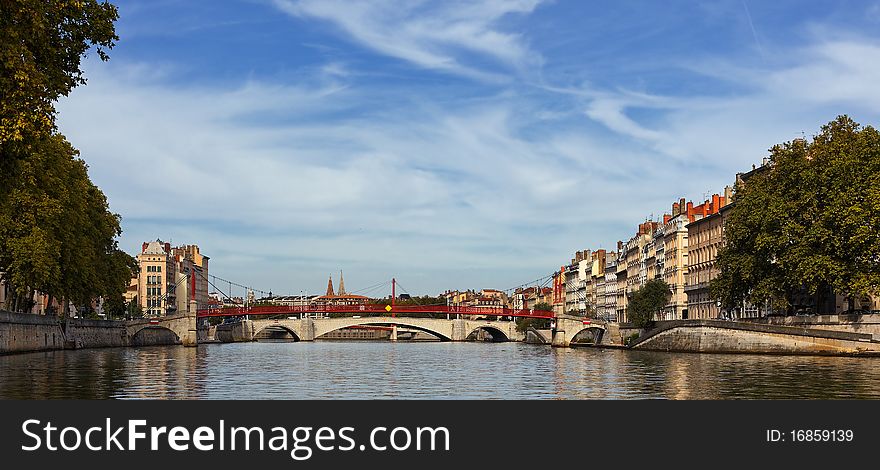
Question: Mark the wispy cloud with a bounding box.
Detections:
[270,0,543,81]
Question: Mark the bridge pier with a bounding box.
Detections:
[551,315,607,348]
[181,300,199,347]
[390,324,398,342]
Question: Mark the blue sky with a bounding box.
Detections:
[56,0,880,297]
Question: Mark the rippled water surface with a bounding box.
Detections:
[2,342,879,399]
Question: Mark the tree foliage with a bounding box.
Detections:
[0,134,135,313]
[712,116,880,312]
[515,302,552,332]
[0,1,130,315]
[0,0,118,148]
[628,279,671,328]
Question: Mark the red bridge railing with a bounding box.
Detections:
[196,304,555,319]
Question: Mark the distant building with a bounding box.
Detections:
[311,272,371,307]
[135,239,210,317]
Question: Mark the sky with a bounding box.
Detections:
[56,0,880,298]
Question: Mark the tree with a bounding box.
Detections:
[627,279,671,328]
[515,302,552,332]
[0,133,135,314]
[125,298,143,320]
[712,116,880,313]
[0,2,129,316]
[0,0,118,150]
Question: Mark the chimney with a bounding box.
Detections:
[142,242,149,253]
[164,242,171,253]
[712,194,720,213]
[672,202,680,216]
[663,214,671,224]
[686,201,694,215]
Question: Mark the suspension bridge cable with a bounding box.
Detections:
[349,280,390,295]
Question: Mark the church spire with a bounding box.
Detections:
[325,275,335,296]
[338,270,346,295]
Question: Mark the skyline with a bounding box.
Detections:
[55,0,880,295]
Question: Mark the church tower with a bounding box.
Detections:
[325,275,335,296]
[338,271,346,295]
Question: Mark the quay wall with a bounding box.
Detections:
[631,319,880,356]
[1,310,183,354]
[744,314,880,339]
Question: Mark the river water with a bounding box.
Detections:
[1,342,879,399]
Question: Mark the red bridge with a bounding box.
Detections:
[197,304,554,319]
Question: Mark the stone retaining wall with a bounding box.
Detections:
[1,310,183,354]
[632,319,880,355]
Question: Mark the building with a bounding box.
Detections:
[552,267,566,316]
[311,272,371,307]
[172,245,210,314]
[660,200,692,320]
[684,194,730,319]
[135,239,210,317]
[0,273,9,311]
[511,286,553,310]
[562,250,590,316]
[587,250,607,319]
[615,241,628,322]
[603,253,618,321]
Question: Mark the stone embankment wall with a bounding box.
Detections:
[631,319,880,356]
[0,311,67,353]
[1,310,182,355]
[744,314,880,339]
[214,320,254,343]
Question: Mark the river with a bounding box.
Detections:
[1,342,879,399]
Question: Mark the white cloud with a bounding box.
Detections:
[56,59,641,294]
[270,0,543,80]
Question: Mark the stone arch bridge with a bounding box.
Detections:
[216,316,528,343]
[212,314,609,346]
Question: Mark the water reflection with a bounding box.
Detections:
[1,343,879,399]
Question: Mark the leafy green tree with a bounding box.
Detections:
[0,0,118,149]
[515,302,552,332]
[627,279,671,328]
[0,2,129,316]
[0,134,135,314]
[712,116,880,313]
[124,298,142,320]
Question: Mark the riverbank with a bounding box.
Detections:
[628,318,880,356]
[0,310,191,355]
[5,308,880,357]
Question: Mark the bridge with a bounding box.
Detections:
[217,316,526,342]
[117,304,608,347]
[129,276,609,347]
[199,304,554,343]
[196,306,606,346]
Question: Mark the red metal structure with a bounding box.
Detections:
[197,304,554,319]
[199,277,556,320]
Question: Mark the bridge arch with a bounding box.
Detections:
[466,325,510,342]
[314,317,454,342]
[253,325,301,342]
[569,326,606,344]
[130,326,180,346]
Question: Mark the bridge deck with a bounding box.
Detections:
[198,304,554,319]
